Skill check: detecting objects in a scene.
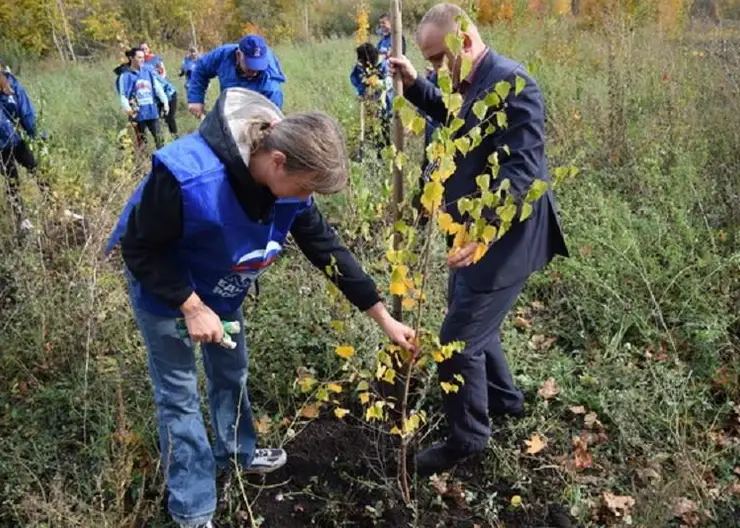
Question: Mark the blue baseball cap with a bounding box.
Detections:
[238,35,269,71]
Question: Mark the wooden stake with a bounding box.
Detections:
[390,0,404,321]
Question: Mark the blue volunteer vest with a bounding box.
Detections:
[127,69,160,122]
[107,132,311,317]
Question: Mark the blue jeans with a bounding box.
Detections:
[130,293,257,526]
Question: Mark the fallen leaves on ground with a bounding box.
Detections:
[569,405,586,415]
[530,334,557,351]
[672,497,701,526]
[255,414,272,434]
[429,473,468,509]
[524,433,547,454]
[600,492,635,524]
[299,404,320,419]
[538,377,560,400]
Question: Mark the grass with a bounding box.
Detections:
[1,17,740,527]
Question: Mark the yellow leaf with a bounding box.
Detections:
[300,404,320,418]
[511,495,522,507]
[297,374,316,393]
[335,345,355,359]
[438,212,463,235]
[327,383,342,393]
[452,226,468,249]
[334,408,350,419]
[421,180,444,213]
[472,243,489,263]
[359,392,370,404]
[390,426,402,435]
[365,402,384,421]
[255,415,272,435]
[433,351,445,363]
[402,297,417,310]
[524,433,547,454]
[390,281,408,296]
[440,382,459,394]
[382,368,396,384]
[481,225,497,245]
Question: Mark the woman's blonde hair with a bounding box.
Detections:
[244,112,349,195]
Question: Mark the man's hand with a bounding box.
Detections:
[188,103,205,118]
[162,103,170,116]
[448,242,478,268]
[181,293,223,344]
[388,56,418,88]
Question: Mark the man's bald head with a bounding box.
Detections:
[418,3,473,35]
[415,3,484,80]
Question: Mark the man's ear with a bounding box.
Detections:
[462,32,474,52]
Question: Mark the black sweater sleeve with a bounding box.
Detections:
[290,204,381,311]
[120,164,193,309]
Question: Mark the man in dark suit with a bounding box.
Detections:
[389,3,568,476]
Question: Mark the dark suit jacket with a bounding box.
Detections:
[404,49,568,292]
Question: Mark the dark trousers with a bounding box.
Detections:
[438,270,525,453]
[1,141,40,223]
[163,94,178,136]
[135,119,163,150]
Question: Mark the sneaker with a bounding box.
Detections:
[244,448,287,474]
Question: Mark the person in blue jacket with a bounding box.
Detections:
[153,71,179,138]
[117,47,169,150]
[376,13,407,59]
[179,46,200,93]
[140,42,167,78]
[350,43,392,152]
[0,68,45,233]
[105,87,415,528]
[187,34,286,117]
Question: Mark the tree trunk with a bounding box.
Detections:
[56,0,77,62]
[390,0,404,322]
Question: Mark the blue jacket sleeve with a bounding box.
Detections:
[349,65,365,96]
[12,78,36,138]
[265,86,283,109]
[187,47,222,104]
[152,74,168,105]
[267,51,286,83]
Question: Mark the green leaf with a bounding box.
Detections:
[469,126,482,148]
[485,124,496,136]
[454,137,471,154]
[356,380,370,392]
[520,202,533,221]
[394,151,409,170]
[460,56,473,82]
[410,115,426,135]
[438,69,453,95]
[498,178,511,192]
[515,76,526,96]
[457,14,470,32]
[472,100,488,122]
[495,80,512,101]
[488,152,499,167]
[481,190,499,208]
[476,174,491,191]
[502,145,511,156]
[457,197,473,215]
[526,179,549,201]
[449,117,465,134]
[392,95,406,110]
[484,91,501,108]
[444,32,463,55]
[444,93,463,115]
[497,202,517,223]
[399,105,417,128]
[496,111,508,129]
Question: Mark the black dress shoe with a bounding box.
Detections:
[415,443,479,477]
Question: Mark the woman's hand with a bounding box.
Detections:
[365,302,417,351]
[180,293,223,344]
